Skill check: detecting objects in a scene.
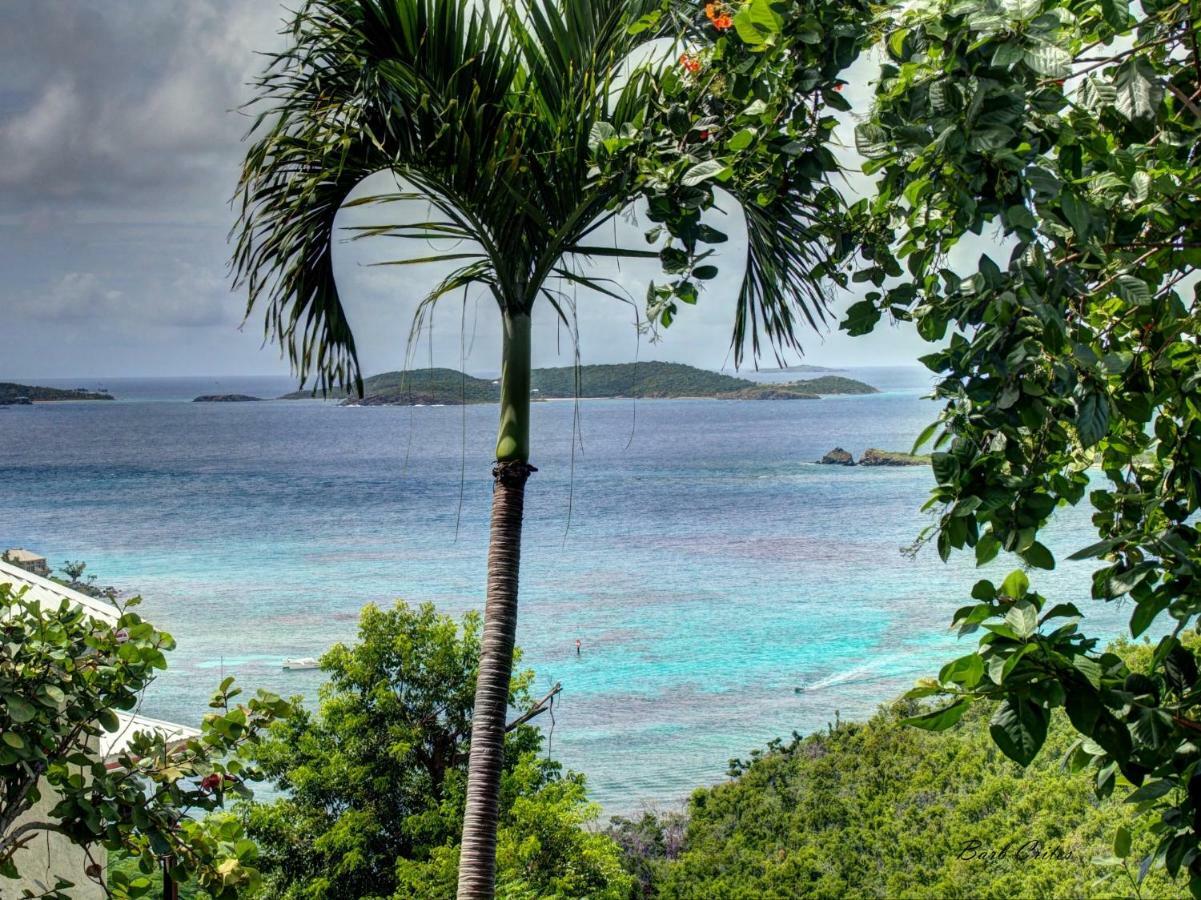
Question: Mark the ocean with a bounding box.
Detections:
[0,367,1126,815]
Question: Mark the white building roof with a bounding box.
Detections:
[0,558,200,760]
[100,712,202,762]
[4,548,46,564]
[0,558,120,624]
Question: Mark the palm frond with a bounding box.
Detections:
[729,188,837,367]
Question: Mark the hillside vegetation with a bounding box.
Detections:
[614,638,1185,899]
[281,362,877,405]
[0,382,113,402]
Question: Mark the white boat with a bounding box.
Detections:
[282,657,320,671]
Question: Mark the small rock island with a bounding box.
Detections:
[818,448,856,466]
[192,395,263,403]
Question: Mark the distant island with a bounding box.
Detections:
[193,394,263,403]
[757,364,838,374]
[280,362,879,406]
[0,383,114,404]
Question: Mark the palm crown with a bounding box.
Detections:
[233,0,681,395]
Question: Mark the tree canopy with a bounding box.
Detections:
[826,0,1201,890]
[0,583,288,899]
[241,601,631,900]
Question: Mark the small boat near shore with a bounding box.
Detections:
[282,657,320,671]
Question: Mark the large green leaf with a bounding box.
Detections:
[6,695,36,724]
[1115,275,1151,305]
[989,697,1049,765]
[1112,61,1163,121]
[1024,44,1070,78]
[903,698,971,731]
[1000,570,1029,600]
[1076,391,1110,447]
[1004,600,1038,639]
[681,160,727,187]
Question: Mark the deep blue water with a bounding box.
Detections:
[0,367,1127,814]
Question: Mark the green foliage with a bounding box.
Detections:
[108,851,207,899]
[637,679,1186,897]
[832,0,1201,889]
[603,0,872,362]
[0,582,289,899]
[241,601,631,900]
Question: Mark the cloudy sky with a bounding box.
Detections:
[1,0,929,382]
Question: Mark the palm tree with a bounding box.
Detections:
[233,1,841,895]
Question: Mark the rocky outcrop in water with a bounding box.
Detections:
[818,448,855,465]
[817,447,932,466]
[859,448,930,467]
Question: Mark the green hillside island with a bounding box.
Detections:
[280,362,878,405]
[0,382,113,404]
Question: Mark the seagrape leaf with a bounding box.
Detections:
[903,698,970,731]
[6,695,36,723]
[841,299,881,336]
[1076,391,1110,447]
[1113,60,1163,121]
[1001,0,1040,21]
[854,123,890,158]
[681,160,725,187]
[1025,44,1071,78]
[1115,274,1151,305]
[990,697,1049,765]
[1005,599,1038,638]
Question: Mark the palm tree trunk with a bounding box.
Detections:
[457,312,533,899]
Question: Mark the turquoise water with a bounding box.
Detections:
[0,368,1124,813]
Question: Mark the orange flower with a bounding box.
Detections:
[705,2,718,20]
[833,83,845,92]
[679,53,702,74]
[713,14,733,29]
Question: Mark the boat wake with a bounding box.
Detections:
[795,655,927,694]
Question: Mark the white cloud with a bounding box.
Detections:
[0,0,284,221]
[12,263,240,331]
